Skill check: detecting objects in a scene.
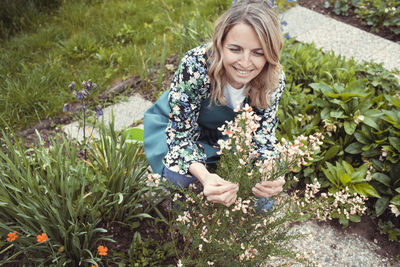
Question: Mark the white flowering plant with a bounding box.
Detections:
[291,179,369,227]
[163,105,326,266]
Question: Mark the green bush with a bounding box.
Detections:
[0,118,165,264]
[279,40,400,226]
[0,132,111,265]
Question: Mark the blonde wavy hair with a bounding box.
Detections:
[206,0,283,109]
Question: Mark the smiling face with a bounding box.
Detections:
[222,23,267,89]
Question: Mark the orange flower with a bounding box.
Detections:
[90,265,96,267]
[97,245,108,256]
[7,231,18,242]
[37,233,48,243]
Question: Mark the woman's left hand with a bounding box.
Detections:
[252,177,285,198]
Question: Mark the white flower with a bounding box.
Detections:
[354,115,364,124]
[177,259,183,267]
[389,204,400,217]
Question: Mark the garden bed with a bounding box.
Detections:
[298,0,400,43]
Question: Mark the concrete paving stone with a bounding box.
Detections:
[368,41,400,71]
[281,6,332,38]
[295,19,391,65]
[62,93,152,141]
[282,5,400,73]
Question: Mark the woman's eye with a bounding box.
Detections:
[253,51,264,56]
[229,48,240,53]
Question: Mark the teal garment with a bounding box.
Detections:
[144,90,237,175]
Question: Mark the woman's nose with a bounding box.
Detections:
[239,52,251,68]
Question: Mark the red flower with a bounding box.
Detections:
[7,231,18,242]
[97,245,108,256]
[37,233,48,243]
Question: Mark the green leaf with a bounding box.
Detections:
[362,117,379,130]
[345,142,363,154]
[117,192,123,204]
[389,137,400,152]
[342,160,354,174]
[353,183,380,198]
[339,217,349,227]
[330,110,346,118]
[322,162,338,186]
[351,164,368,182]
[131,221,141,229]
[396,187,400,194]
[340,173,352,186]
[324,145,341,160]
[349,214,361,223]
[390,195,400,206]
[371,173,391,187]
[344,121,357,135]
[375,196,389,216]
[354,132,370,145]
[125,127,144,142]
[310,82,332,93]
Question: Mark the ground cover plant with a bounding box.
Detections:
[322,0,400,35]
[1,0,400,264]
[298,0,400,42]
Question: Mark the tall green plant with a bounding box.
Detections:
[86,119,163,224]
[0,132,112,265]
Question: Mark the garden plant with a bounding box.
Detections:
[0,0,399,265]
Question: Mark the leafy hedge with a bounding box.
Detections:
[279,39,400,235]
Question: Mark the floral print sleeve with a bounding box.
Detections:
[163,45,211,176]
[253,71,285,159]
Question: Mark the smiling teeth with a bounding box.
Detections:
[237,69,250,74]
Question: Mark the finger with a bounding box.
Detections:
[224,193,237,207]
[259,178,285,187]
[252,187,268,198]
[204,183,238,196]
[206,189,236,204]
[253,185,282,197]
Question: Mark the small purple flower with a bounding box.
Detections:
[281,21,288,26]
[63,103,71,112]
[76,92,85,100]
[86,79,93,90]
[95,105,103,119]
[284,33,291,40]
[69,82,75,91]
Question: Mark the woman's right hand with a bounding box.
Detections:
[189,162,238,207]
[201,173,238,207]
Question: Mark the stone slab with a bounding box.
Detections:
[62,94,153,141]
[281,6,331,38]
[282,5,400,73]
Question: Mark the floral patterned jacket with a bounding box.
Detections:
[164,44,285,176]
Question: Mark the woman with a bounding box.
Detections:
[144,0,285,208]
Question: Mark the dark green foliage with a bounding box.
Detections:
[0,0,62,39]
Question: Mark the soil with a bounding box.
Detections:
[297,0,400,43]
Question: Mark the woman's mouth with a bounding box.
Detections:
[233,66,253,76]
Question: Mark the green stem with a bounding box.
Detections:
[0,244,14,255]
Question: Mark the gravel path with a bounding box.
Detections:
[269,221,399,267]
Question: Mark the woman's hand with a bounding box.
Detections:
[189,162,238,207]
[252,177,285,198]
[201,173,238,207]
